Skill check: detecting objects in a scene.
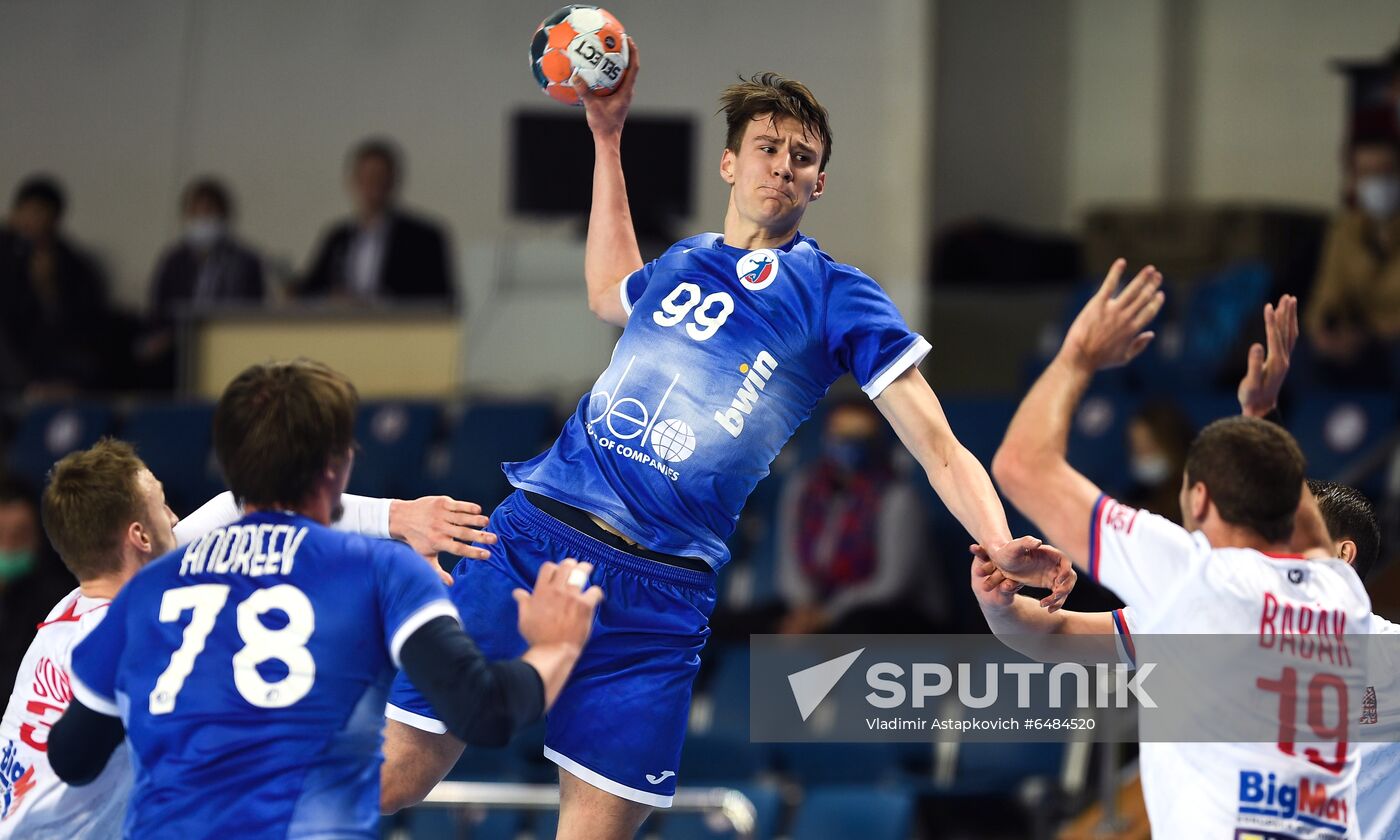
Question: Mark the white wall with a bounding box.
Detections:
[936,0,1400,232]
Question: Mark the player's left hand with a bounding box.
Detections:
[1237,294,1297,418]
[1062,259,1164,372]
[969,547,1023,609]
[389,496,498,583]
[973,537,1076,612]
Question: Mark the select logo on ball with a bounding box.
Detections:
[736,249,780,291]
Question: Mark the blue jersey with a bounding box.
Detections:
[68,511,457,839]
[506,232,929,568]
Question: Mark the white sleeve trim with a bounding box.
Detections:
[388,599,460,669]
[70,672,120,718]
[335,494,392,540]
[861,335,932,399]
[619,271,637,317]
[385,703,448,734]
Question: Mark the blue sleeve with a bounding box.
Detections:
[373,540,459,669]
[823,268,931,399]
[70,590,131,718]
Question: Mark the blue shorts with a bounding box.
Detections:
[385,490,717,807]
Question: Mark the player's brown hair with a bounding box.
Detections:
[213,359,358,510]
[720,72,833,171]
[1184,416,1306,544]
[41,438,148,581]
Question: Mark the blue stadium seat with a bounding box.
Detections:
[1288,393,1398,487]
[122,402,220,515]
[773,743,905,787]
[1177,392,1243,433]
[788,786,914,840]
[930,740,1065,797]
[1065,391,1135,488]
[406,806,522,840]
[421,401,556,510]
[679,733,765,784]
[5,402,114,486]
[661,783,783,840]
[706,647,751,741]
[349,401,441,498]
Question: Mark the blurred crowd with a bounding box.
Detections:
[0,138,457,397]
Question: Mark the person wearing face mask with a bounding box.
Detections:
[1121,401,1194,525]
[1304,134,1400,385]
[772,398,944,635]
[140,178,264,389]
[0,477,78,697]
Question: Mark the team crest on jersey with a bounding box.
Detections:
[736,249,780,291]
[1360,685,1378,724]
[0,740,35,820]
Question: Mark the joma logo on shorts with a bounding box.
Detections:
[714,351,779,438]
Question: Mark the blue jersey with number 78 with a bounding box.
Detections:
[68,511,456,839]
[505,231,930,568]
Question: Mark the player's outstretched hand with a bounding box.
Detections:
[573,36,638,138]
[973,538,1076,612]
[389,496,497,581]
[969,546,1022,610]
[514,559,604,653]
[1062,259,1164,372]
[1238,294,1298,418]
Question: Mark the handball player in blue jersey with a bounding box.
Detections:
[46,360,602,839]
[384,46,1075,837]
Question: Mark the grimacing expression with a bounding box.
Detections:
[721,114,826,232]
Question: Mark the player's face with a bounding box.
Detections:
[136,469,179,559]
[720,115,826,233]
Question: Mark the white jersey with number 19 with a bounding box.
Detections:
[1091,495,1372,839]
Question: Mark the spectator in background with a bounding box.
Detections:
[0,176,113,396]
[0,477,76,692]
[1120,400,1194,524]
[138,178,264,390]
[774,399,943,634]
[300,138,455,305]
[1305,134,1400,386]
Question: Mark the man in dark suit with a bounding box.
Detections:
[300,138,456,305]
[0,176,115,396]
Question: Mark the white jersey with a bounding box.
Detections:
[1092,495,1373,840]
[1357,614,1400,840]
[0,589,126,840]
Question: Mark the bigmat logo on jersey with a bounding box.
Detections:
[1238,770,1350,835]
[0,740,35,821]
[586,355,696,481]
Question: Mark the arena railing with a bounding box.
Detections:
[416,781,759,838]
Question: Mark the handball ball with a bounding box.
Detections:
[530,5,630,105]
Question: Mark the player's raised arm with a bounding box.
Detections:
[992,259,1163,567]
[874,367,1075,609]
[1237,294,1298,418]
[575,37,644,327]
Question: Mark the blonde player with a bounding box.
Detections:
[988,261,1373,838]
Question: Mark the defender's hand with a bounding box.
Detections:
[970,548,1022,609]
[1062,259,1164,372]
[974,538,1076,612]
[514,559,603,653]
[389,496,497,582]
[1238,294,1298,418]
[573,36,639,138]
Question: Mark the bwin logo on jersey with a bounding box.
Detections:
[715,351,779,437]
[736,249,780,291]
